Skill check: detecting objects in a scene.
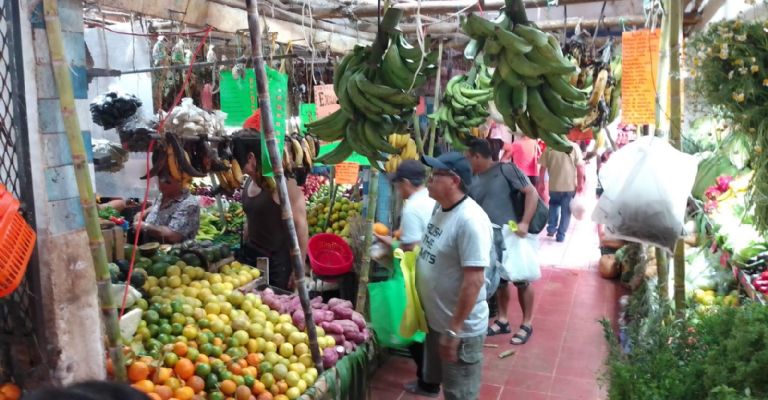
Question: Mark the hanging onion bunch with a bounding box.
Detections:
[688,19,768,233]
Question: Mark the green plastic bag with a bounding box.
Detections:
[368,251,425,348]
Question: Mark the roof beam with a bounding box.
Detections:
[279,0,601,20]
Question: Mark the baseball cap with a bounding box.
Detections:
[389,160,426,183]
[421,152,473,188]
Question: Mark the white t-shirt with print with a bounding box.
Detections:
[415,196,493,337]
[399,187,437,245]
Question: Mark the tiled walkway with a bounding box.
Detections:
[370,211,624,400]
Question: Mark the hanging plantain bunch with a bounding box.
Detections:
[306,8,437,167]
[563,32,623,134]
[461,8,589,153]
[429,60,494,149]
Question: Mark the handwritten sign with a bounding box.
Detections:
[335,162,360,185]
[314,84,341,119]
[621,29,661,125]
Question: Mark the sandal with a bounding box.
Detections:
[487,320,511,336]
[510,324,533,345]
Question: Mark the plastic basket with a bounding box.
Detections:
[0,184,35,298]
[307,233,354,276]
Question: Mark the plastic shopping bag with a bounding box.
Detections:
[571,192,588,220]
[592,136,698,252]
[396,247,428,339]
[500,229,541,282]
[368,253,424,348]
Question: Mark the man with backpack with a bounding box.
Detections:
[466,138,542,345]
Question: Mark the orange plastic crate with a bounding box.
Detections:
[0,184,35,298]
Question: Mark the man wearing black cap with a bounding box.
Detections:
[416,152,493,400]
[375,160,440,397]
[375,160,436,252]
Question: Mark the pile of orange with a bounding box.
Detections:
[127,342,299,400]
[0,383,21,400]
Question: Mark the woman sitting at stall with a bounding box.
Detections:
[232,130,308,291]
[133,170,200,244]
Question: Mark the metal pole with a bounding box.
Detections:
[245,0,324,373]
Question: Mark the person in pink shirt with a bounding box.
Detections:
[504,134,542,185]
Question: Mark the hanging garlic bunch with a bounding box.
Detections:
[232,61,245,80]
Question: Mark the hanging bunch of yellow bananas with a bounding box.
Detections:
[562,34,622,133]
[462,12,590,153]
[281,134,319,174]
[306,9,436,167]
[384,133,419,173]
[214,158,244,194]
[150,133,206,189]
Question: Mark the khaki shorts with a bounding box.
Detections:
[423,329,486,400]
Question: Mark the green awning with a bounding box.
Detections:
[316,141,371,166]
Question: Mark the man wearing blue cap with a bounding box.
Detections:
[416,152,493,400]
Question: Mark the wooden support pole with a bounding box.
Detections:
[356,169,379,317]
[245,0,324,373]
[427,40,444,157]
[667,0,685,317]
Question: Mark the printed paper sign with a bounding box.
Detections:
[335,162,360,185]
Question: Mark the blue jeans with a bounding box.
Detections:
[547,191,575,241]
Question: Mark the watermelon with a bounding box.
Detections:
[130,269,148,288]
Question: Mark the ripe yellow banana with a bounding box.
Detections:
[291,138,304,167]
[231,159,244,184]
[166,145,183,181]
[401,139,418,160]
[589,70,609,107]
[300,137,313,169]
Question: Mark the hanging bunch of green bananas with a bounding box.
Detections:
[430,63,494,148]
[462,12,590,153]
[306,26,436,167]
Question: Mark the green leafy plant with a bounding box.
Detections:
[603,295,768,399]
[688,17,768,232]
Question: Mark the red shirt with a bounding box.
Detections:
[509,136,541,176]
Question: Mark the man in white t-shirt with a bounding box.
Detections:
[417,152,493,400]
[374,160,440,397]
[375,160,436,251]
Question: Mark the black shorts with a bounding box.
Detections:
[498,279,530,288]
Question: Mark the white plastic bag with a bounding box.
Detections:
[571,192,588,220]
[500,229,541,282]
[592,136,698,252]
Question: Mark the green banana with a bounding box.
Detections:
[465,13,500,38]
[501,51,543,78]
[496,55,525,87]
[512,23,549,47]
[464,38,485,59]
[538,129,573,153]
[526,47,576,74]
[539,85,590,119]
[396,33,422,61]
[510,84,527,117]
[494,82,515,120]
[544,74,587,102]
[547,34,565,58]
[485,37,503,55]
[346,72,385,121]
[515,113,538,138]
[526,86,572,135]
[315,140,353,165]
[363,119,399,154]
[355,73,406,99]
[381,44,420,90]
[494,27,534,54]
